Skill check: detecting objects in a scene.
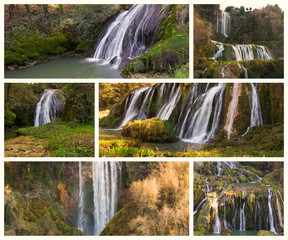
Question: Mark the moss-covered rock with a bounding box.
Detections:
[5,36,69,66]
[257,230,276,236]
[121,117,178,143]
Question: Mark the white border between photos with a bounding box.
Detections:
[0,0,287,240]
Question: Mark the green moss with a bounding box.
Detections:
[133,59,146,73]
[100,202,138,235]
[233,83,251,135]
[174,63,189,78]
[5,36,68,66]
[122,31,188,77]
[121,117,178,143]
[257,230,276,236]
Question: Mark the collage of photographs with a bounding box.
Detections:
[1,1,286,239]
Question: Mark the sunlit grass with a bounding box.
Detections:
[17,120,94,157]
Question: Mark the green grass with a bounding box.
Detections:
[17,120,94,157]
[99,136,282,158]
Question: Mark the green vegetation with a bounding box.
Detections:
[5,161,189,236]
[5,83,95,157]
[193,161,284,236]
[121,118,178,143]
[99,83,283,158]
[17,120,94,157]
[122,5,189,78]
[99,125,283,157]
[5,4,119,66]
[5,162,85,235]
[194,4,284,78]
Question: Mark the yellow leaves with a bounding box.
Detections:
[57,183,69,207]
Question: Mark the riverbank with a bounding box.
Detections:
[5,121,95,157]
[99,124,283,157]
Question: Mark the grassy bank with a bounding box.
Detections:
[99,125,283,157]
[17,120,94,157]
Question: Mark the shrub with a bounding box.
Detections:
[5,111,16,127]
[76,40,95,52]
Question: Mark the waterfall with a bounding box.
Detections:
[118,83,181,128]
[232,44,274,61]
[217,162,222,176]
[212,197,221,233]
[223,196,228,229]
[221,11,231,37]
[193,197,207,215]
[205,178,210,193]
[78,162,85,231]
[267,188,277,235]
[232,45,254,61]
[242,83,263,136]
[92,162,121,235]
[93,4,164,69]
[232,199,237,229]
[277,190,284,204]
[239,202,246,231]
[155,83,181,120]
[275,191,283,228]
[226,83,241,139]
[211,40,225,59]
[176,83,226,143]
[211,41,274,62]
[257,46,275,60]
[119,87,150,127]
[34,89,64,127]
[250,84,263,126]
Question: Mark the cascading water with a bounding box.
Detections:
[115,82,266,143]
[223,196,228,229]
[239,202,246,231]
[212,197,221,233]
[93,4,164,69]
[156,83,181,120]
[118,83,181,128]
[78,162,85,232]
[34,89,64,127]
[226,83,241,139]
[242,83,263,136]
[275,191,283,228]
[92,162,121,235]
[194,197,207,215]
[267,188,277,235]
[217,162,222,176]
[176,83,226,143]
[221,11,231,37]
[119,87,150,127]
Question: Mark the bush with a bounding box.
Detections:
[121,118,178,143]
[76,40,95,52]
[5,111,16,127]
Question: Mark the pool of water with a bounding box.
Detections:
[206,230,258,236]
[99,128,203,153]
[5,57,122,78]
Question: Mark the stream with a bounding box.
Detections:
[5,57,122,78]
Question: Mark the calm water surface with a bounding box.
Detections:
[5,57,122,78]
